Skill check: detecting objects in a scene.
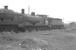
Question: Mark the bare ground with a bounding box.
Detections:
[0,30,76,50]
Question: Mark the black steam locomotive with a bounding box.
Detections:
[0,6,64,32]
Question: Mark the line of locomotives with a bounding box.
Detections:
[0,6,65,32]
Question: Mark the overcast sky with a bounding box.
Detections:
[0,0,76,23]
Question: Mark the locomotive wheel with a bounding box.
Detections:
[19,28,25,32]
[13,29,19,33]
[0,28,3,32]
[27,28,32,32]
[13,28,18,33]
[35,29,39,31]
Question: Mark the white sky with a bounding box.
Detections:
[0,0,76,23]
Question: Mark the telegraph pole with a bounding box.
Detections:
[28,6,30,15]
